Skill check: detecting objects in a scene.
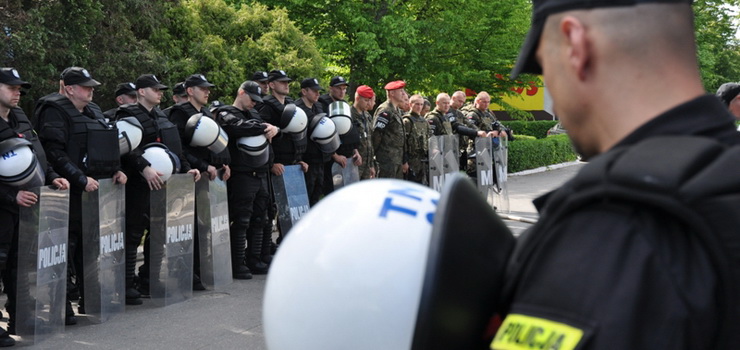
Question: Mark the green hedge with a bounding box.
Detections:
[508,134,578,173]
[501,120,558,139]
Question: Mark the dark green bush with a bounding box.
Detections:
[508,134,578,173]
[501,120,558,139]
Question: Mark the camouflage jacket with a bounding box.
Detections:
[351,106,376,170]
[403,111,430,160]
[372,100,407,164]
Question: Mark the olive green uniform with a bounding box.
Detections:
[402,111,431,185]
[351,106,376,179]
[372,100,407,179]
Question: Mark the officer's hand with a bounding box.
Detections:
[332,154,347,168]
[142,166,164,191]
[188,169,201,182]
[113,171,128,185]
[271,163,285,176]
[370,167,376,178]
[206,165,217,181]
[477,130,488,138]
[487,130,500,138]
[263,124,279,141]
[402,162,409,174]
[52,178,70,190]
[298,161,309,173]
[222,165,231,181]
[85,177,100,192]
[353,150,362,166]
[16,190,38,207]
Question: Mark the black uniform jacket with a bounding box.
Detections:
[495,95,740,350]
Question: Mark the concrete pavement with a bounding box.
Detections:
[3,162,584,349]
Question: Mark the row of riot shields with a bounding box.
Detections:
[428,135,509,212]
[14,173,237,345]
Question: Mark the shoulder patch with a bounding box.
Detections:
[492,313,585,350]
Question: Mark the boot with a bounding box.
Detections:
[125,245,142,305]
[246,230,269,275]
[231,229,252,280]
[260,226,275,265]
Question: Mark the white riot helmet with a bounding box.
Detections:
[263,175,515,350]
[0,138,45,189]
[141,143,180,182]
[328,101,353,135]
[116,116,143,155]
[185,113,229,153]
[308,113,340,153]
[237,134,269,168]
[280,104,308,134]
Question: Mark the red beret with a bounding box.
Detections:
[356,85,375,98]
[384,80,406,91]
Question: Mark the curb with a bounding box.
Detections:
[509,160,584,177]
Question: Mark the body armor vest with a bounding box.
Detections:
[169,102,229,166]
[1,107,49,181]
[117,104,183,157]
[213,105,268,170]
[39,95,119,176]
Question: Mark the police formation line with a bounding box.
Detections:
[0,66,512,346]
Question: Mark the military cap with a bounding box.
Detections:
[511,0,693,78]
[252,71,269,82]
[356,85,375,99]
[239,81,264,103]
[329,76,349,87]
[172,82,187,97]
[268,70,292,82]
[114,82,137,97]
[300,78,323,91]
[716,83,740,106]
[384,80,406,91]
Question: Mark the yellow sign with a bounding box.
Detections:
[491,313,584,350]
[491,81,545,111]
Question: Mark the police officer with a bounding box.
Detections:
[103,82,137,120]
[0,68,70,344]
[372,80,408,179]
[114,74,200,304]
[351,85,376,179]
[496,0,740,348]
[36,66,127,325]
[251,71,270,99]
[259,70,307,246]
[163,82,187,117]
[317,76,359,195]
[295,78,328,206]
[403,94,431,185]
[168,73,231,289]
[716,82,740,122]
[214,81,278,277]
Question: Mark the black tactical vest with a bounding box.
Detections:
[509,136,740,349]
[1,108,49,181]
[38,95,119,176]
[116,104,183,157]
[169,102,229,166]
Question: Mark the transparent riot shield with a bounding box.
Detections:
[149,174,195,306]
[195,176,232,290]
[442,134,460,184]
[17,187,69,344]
[272,165,309,235]
[492,136,510,213]
[331,161,360,190]
[81,179,125,323]
[428,135,445,191]
[475,137,496,209]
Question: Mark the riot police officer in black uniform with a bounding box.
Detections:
[163,82,187,118]
[295,78,328,206]
[36,67,127,325]
[259,70,307,248]
[114,74,200,304]
[0,68,70,345]
[168,74,231,288]
[213,81,278,278]
[103,82,137,121]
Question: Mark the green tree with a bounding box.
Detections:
[693,0,740,91]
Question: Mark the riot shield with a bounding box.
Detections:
[81,179,125,323]
[474,137,496,209]
[492,136,510,213]
[442,134,459,183]
[149,174,195,306]
[331,161,360,190]
[272,165,309,235]
[17,187,69,344]
[428,135,445,191]
[195,176,232,289]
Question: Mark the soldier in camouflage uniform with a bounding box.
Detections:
[403,94,430,185]
[372,80,408,179]
[352,85,377,179]
[450,90,478,171]
[426,93,485,138]
[463,91,509,176]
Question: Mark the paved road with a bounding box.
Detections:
[2,163,584,349]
